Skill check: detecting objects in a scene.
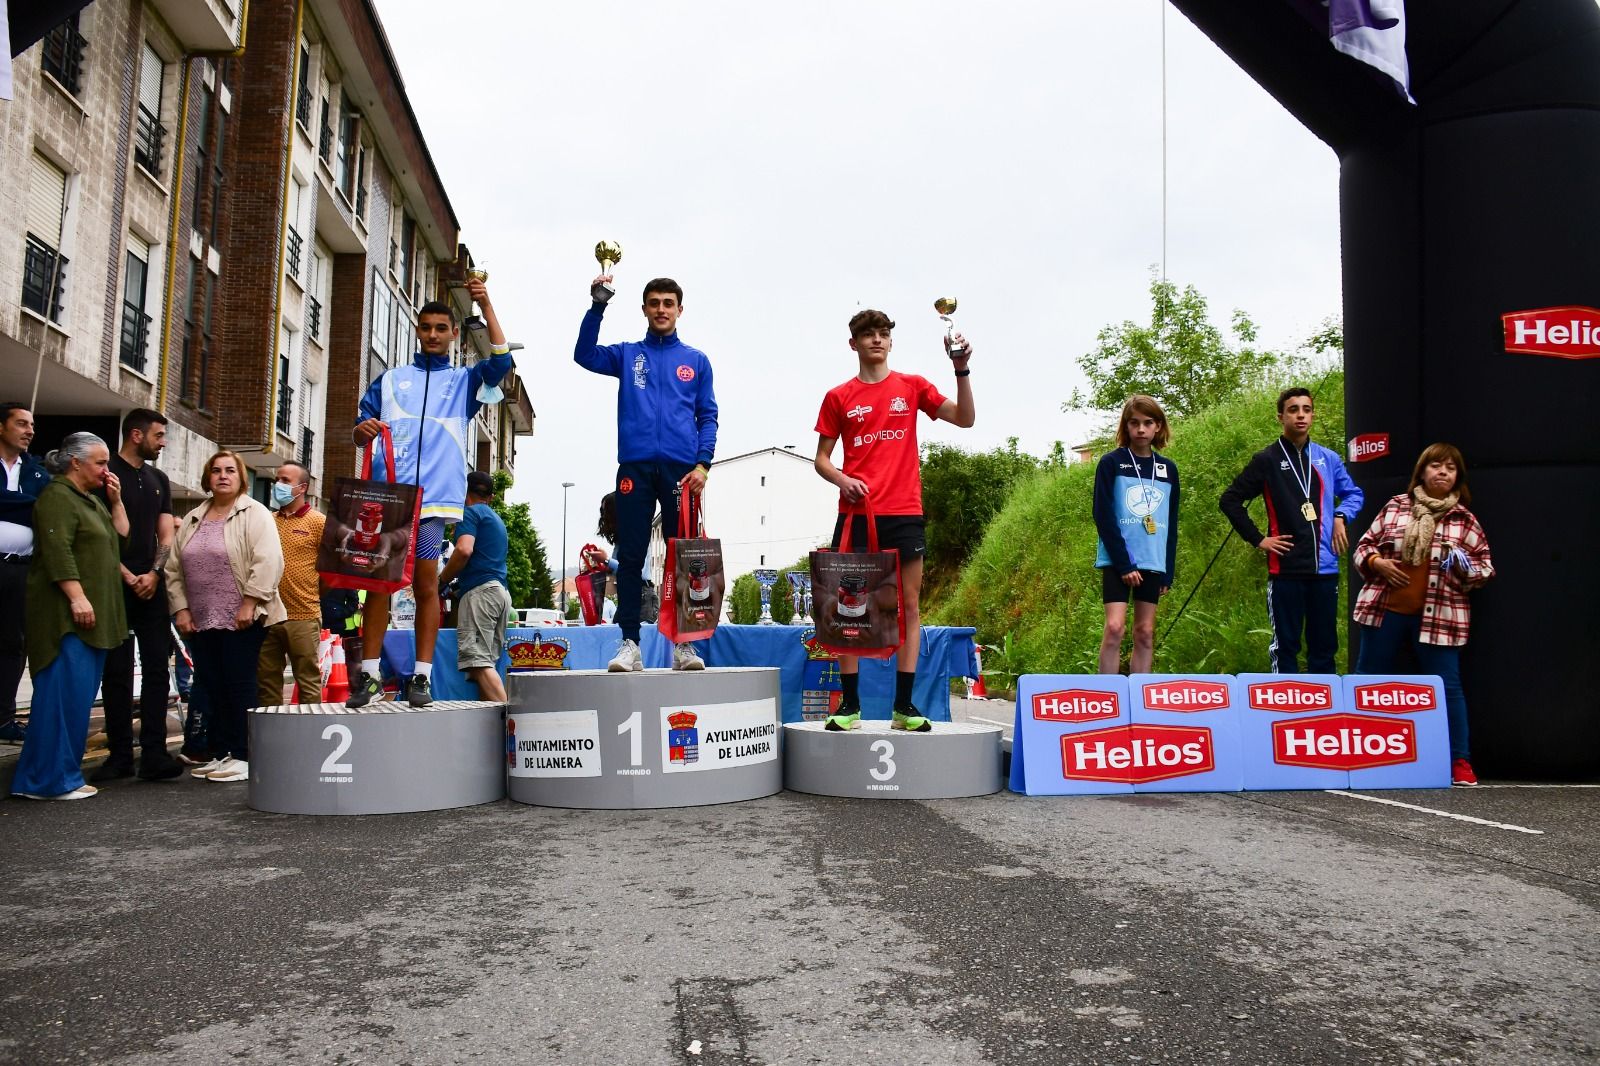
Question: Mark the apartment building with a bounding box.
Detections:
[1,0,531,504]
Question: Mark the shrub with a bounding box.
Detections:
[728,573,763,625]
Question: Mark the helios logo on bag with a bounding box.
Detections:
[1032,689,1119,722]
[1143,679,1230,712]
[1502,306,1600,360]
[1061,724,1214,783]
[1352,681,1437,713]
[1248,680,1334,712]
[1272,713,1416,770]
[1348,433,1390,463]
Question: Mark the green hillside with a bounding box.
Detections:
[930,374,1350,679]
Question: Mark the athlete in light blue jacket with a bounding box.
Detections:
[575,272,718,673]
[346,278,513,708]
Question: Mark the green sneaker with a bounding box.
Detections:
[824,708,862,732]
[891,707,932,732]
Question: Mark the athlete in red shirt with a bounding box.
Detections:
[813,308,976,731]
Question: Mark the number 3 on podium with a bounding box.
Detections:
[869,739,896,782]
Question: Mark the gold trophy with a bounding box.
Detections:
[934,297,969,359]
[467,267,489,285]
[592,240,623,303]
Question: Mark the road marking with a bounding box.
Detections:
[967,715,1013,729]
[1473,783,1600,789]
[1325,790,1544,835]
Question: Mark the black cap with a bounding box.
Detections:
[466,471,495,498]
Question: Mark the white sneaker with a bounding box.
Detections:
[190,757,228,779]
[206,758,249,782]
[12,785,98,801]
[672,643,705,671]
[607,639,644,673]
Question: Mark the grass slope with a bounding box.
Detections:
[930,374,1349,677]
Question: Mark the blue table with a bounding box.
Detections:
[381,624,978,723]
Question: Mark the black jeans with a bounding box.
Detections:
[0,558,28,725]
[1266,575,1340,674]
[614,461,695,642]
[187,623,268,760]
[101,583,173,764]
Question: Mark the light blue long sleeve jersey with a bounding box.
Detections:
[358,349,513,521]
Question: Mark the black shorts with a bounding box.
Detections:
[1101,567,1163,605]
[831,514,926,560]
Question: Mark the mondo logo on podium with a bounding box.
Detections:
[1011,673,1448,795]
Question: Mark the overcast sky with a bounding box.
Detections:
[379,0,1343,566]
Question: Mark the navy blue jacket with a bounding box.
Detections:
[0,452,51,529]
[574,303,718,467]
[1219,437,1364,578]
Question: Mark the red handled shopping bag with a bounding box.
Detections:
[317,425,421,594]
[809,501,904,659]
[658,493,724,642]
[574,543,610,627]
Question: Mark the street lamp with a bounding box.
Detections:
[560,481,575,615]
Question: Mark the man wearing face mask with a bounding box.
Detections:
[257,461,326,706]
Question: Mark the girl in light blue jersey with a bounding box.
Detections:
[1092,395,1179,674]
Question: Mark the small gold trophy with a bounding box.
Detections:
[934,297,969,359]
[466,267,488,305]
[593,241,623,303]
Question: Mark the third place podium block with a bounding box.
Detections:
[784,720,1003,799]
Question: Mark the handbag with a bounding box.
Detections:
[808,499,905,659]
[316,425,421,594]
[658,493,724,642]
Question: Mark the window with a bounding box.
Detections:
[294,42,311,129]
[287,176,306,280]
[134,43,166,176]
[317,96,333,165]
[336,93,363,205]
[191,83,213,230]
[209,106,226,246]
[307,246,325,342]
[120,238,152,373]
[760,476,766,486]
[400,214,417,298]
[41,14,86,97]
[22,153,69,322]
[277,333,296,436]
[180,257,213,408]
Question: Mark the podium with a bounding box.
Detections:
[506,668,783,809]
[248,701,505,815]
[783,721,1003,799]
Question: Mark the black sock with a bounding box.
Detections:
[895,671,916,710]
[840,672,859,710]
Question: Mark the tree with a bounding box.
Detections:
[769,572,794,625]
[728,573,763,625]
[920,437,1042,600]
[1064,273,1283,418]
[489,470,553,609]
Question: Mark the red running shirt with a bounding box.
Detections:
[815,371,947,515]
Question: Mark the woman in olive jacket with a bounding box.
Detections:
[12,434,129,800]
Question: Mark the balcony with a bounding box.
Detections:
[276,381,295,435]
[146,0,241,52]
[41,20,86,97]
[21,235,67,323]
[134,105,166,177]
[286,226,303,280]
[119,300,152,374]
[300,425,315,464]
[306,294,322,341]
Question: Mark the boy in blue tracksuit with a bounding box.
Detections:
[346,277,513,708]
[575,272,718,672]
[1219,386,1364,673]
[1093,395,1179,674]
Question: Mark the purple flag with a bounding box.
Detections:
[1328,0,1415,104]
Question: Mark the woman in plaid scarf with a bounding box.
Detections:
[1352,443,1495,786]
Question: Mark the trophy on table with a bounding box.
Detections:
[593,241,623,304]
[934,297,969,359]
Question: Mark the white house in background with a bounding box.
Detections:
[649,446,840,585]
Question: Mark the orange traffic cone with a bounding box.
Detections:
[322,630,350,704]
[969,646,990,699]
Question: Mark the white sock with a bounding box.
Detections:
[413,661,432,678]
[361,659,380,677]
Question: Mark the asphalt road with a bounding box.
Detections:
[1,720,1596,1065]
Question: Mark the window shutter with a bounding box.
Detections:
[139,43,163,114]
[28,153,67,245]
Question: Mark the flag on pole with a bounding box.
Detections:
[1328,0,1415,104]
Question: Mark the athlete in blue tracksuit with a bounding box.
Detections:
[346,279,514,708]
[1219,387,1364,674]
[574,273,717,672]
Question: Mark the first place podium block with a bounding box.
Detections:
[248,701,506,816]
[505,668,783,810]
[783,721,1003,799]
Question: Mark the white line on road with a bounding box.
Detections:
[967,716,1013,729]
[1325,790,1545,835]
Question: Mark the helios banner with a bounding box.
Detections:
[1502,306,1600,360]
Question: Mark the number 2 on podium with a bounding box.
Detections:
[321,723,353,774]
[618,710,642,767]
